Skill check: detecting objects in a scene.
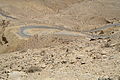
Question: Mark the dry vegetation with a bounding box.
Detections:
[0,20,9,45]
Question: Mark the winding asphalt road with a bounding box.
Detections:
[17,23,120,39]
[17,25,72,37]
[88,23,120,32]
[84,23,120,39]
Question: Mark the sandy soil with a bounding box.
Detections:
[0,0,120,80]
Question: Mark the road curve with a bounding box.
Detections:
[17,25,72,37]
[17,23,120,39]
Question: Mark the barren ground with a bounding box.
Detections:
[0,0,120,80]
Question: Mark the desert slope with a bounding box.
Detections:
[0,0,120,80]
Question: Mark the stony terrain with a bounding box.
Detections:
[0,0,120,80]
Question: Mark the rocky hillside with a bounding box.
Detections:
[0,0,120,80]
